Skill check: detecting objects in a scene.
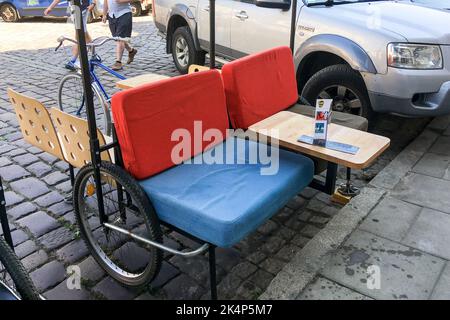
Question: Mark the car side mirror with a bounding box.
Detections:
[255,0,291,11]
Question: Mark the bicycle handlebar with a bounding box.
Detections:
[55,36,121,51]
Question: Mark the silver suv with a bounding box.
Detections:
[153,0,450,119]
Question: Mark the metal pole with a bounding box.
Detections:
[0,176,14,250]
[209,0,215,69]
[289,0,298,53]
[71,0,107,224]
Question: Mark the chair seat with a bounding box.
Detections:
[139,137,314,247]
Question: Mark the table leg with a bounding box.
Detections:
[309,162,338,195]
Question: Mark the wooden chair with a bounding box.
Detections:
[7,88,111,186]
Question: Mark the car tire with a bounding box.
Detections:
[0,4,19,22]
[131,2,142,17]
[171,26,206,74]
[302,64,374,121]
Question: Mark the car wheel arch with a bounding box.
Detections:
[0,2,20,19]
[166,5,200,54]
[295,34,377,75]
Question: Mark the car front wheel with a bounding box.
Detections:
[171,26,206,74]
[131,2,142,17]
[0,4,19,22]
[302,64,374,120]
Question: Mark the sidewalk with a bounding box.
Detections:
[262,115,450,300]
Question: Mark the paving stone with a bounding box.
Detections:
[392,173,450,214]
[48,201,73,217]
[14,240,38,259]
[236,279,263,300]
[286,196,306,210]
[412,153,450,179]
[429,136,450,156]
[260,258,285,275]
[17,211,59,237]
[44,281,91,300]
[38,153,59,164]
[55,181,73,194]
[21,249,49,271]
[309,215,330,225]
[35,191,65,207]
[291,234,310,248]
[10,229,29,246]
[359,197,422,242]
[43,171,69,186]
[6,201,37,220]
[272,207,294,223]
[26,161,52,177]
[3,191,24,206]
[62,211,76,225]
[257,220,279,235]
[297,210,312,222]
[0,156,12,166]
[321,230,445,300]
[113,242,150,272]
[38,227,75,250]
[261,236,285,254]
[299,277,372,300]
[431,263,450,300]
[403,208,450,260]
[300,224,321,238]
[93,277,137,300]
[275,244,300,262]
[246,251,267,264]
[216,272,243,300]
[30,260,67,292]
[13,153,39,166]
[170,254,210,284]
[248,269,274,290]
[10,177,49,199]
[299,187,319,199]
[162,274,205,300]
[215,247,241,272]
[231,261,258,279]
[0,164,30,181]
[78,256,105,283]
[56,239,89,264]
[135,292,157,300]
[150,262,180,288]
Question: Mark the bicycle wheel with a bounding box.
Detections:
[58,73,112,136]
[0,238,40,300]
[74,162,163,287]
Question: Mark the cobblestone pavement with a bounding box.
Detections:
[0,15,430,300]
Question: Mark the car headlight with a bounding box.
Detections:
[388,43,442,69]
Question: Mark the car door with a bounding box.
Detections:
[230,0,292,58]
[197,0,233,58]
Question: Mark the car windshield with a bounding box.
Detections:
[306,0,388,5]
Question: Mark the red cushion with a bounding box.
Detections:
[111,70,229,179]
[221,46,298,129]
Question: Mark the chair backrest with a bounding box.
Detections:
[111,70,229,180]
[7,88,65,161]
[50,108,111,168]
[221,46,298,129]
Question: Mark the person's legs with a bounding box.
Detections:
[111,12,136,70]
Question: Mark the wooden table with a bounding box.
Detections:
[116,73,170,90]
[248,111,390,193]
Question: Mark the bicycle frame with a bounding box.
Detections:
[75,56,126,117]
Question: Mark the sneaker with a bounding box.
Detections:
[112,61,123,71]
[127,48,137,64]
[65,61,76,71]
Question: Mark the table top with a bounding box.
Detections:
[116,73,170,90]
[248,111,390,170]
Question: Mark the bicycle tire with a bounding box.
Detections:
[57,73,112,136]
[74,162,163,287]
[0,238,40,300]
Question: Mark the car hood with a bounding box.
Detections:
[325,1,450,45]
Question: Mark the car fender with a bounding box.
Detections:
[295,34,377,74]
[166,4,200,53]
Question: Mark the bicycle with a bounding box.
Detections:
[0,176,40,300]
[56,36,126,137]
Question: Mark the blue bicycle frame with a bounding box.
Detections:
[76,54,126,116]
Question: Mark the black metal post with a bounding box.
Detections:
[69,164,75,186]
[209,0,215,69]
[289,0,298,53]
[208,245,217,300]
[0,176,14,250]
[71,0,107,224]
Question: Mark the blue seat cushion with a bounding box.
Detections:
[139,137,314,247]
